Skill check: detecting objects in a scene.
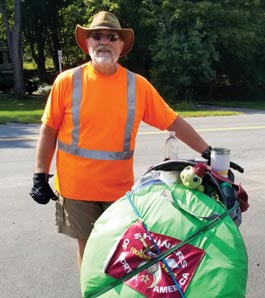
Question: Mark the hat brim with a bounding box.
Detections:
[75,25,134,57]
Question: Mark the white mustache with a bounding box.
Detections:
[96,45,113,54]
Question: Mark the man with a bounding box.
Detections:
[30,11,211,269]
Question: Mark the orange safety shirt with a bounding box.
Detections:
[42,62,177,201]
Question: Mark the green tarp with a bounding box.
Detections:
[81,171,248,298]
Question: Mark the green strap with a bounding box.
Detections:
[87,204,238,298]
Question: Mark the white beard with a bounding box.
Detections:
[90,47,119,66]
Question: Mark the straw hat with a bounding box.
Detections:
[75,11,134,57]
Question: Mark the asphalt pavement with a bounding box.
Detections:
[0,109,265,298]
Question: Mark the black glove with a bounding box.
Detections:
[201,146,212,165]
[30,173,58,204]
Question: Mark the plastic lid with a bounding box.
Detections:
[212,147,230,154]
[169,131,175,137]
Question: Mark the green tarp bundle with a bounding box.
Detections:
[81,168,248,298]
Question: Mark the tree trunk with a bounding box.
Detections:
[28,38,48,83]
[0,0,24,98]
[13,0,24,97]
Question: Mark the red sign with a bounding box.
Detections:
[105,221,205,297]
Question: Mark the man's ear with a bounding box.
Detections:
[86,39,90,55]
[119,40,125,55]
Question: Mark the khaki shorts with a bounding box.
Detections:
[55,193,112,239]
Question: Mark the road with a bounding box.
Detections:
[0,109,264,298]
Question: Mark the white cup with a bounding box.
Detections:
[210,147,230,176]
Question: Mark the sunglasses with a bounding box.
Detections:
[90,32,120,42]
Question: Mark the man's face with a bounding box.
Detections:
[87,30,124,66]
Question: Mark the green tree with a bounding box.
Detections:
[210,0,259,99]
[2,0,264,101]
[149,0,265,102]
[58,0,87,67]
[150,1,219,102]
[22,0,77,82]
[22,0,48,82]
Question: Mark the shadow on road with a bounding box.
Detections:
[0,123,39,148]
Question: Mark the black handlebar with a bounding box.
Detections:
[146,159,245,175]
[229,161,244,173]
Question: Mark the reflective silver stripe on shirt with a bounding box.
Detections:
[58,66,136,160]
[71,66,82,147]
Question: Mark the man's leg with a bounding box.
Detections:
[55,196,112,269]
[77,239,87,270]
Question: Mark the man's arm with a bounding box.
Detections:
[30,123,59,204]
[35,123,58,173]
[167,116,209,154]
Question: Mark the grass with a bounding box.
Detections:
[173,101,240,117]
[0,93,264,124]
[198,99,265,110]
[172,98,265,117]
[0,94,47,124]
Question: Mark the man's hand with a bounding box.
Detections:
[30,173,58,204]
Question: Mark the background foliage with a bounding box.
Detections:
[0,0,265,103]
